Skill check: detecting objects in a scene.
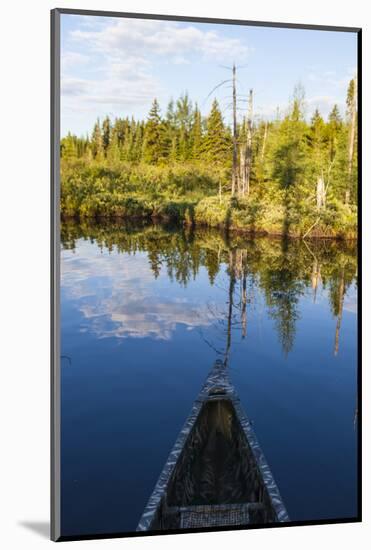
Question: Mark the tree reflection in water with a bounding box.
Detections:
[61,219,357,358]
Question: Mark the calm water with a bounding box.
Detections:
[61,220,358,537]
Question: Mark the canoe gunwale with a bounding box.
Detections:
[136,360,289,531]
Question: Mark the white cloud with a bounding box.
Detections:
[172,56,190,66]
[61,51,89,71]
[69,18,249,61]
[61,76,159,113]
[307,95,344,117]
[61,18,250,115]
[307,68,355,91]
[61,77,90,97]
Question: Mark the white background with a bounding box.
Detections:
[0,0,369,548]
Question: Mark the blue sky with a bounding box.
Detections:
[61,14,357,137]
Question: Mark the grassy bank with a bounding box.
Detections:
[61,160,357,239]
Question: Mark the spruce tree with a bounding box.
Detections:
[328,105,342,161]
[102,116,111,156]
[166,99,176,127]
[107,124,121,163]
[272,88,308,190]
[203,99,230,165]
[308,109,327,174]
[174,93,193,160]
[91,119,104,160]
[142,99,167,164]
[190,105,203,160]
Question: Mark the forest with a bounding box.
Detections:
[61,75,358,239]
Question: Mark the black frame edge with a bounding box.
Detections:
[51,7,61,543]
[54,8,361,33]
[356,27,362,524]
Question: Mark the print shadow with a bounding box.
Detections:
[18,521,50,539]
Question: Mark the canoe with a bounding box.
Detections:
[137,360,289,531]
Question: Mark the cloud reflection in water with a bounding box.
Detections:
[61,242,218,340]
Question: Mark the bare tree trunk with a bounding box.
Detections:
[245,89,253,197]
[345,75,357,205]
[334,267,345,356]
[240,137,246,197]
[316,172,326,210]
[239,90,253,197]
[231,64,238,197]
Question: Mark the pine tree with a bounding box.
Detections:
[107,124,121,163]
[166,99,176,127]
[328,105,342,162]
[175,93,193,161]
[102,116,111,156]
[308,109,328,209]
[142,99,168,164]
[165,99,177,161]
[91,119,104,160]
[272,88,308,190]
[203,99,230,165]
[190,105,203,160]
[308,109,327,172]
[132,121,144,162]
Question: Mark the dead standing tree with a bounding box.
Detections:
[345,75,357,205]
[240,89,253,197]
[316,172,326,210]
[205,63,251,198]
[231,64,239,197]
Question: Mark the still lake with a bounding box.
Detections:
[60,220,358,537]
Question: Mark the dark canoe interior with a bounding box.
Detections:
[149,395,279,530]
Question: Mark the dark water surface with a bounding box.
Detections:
[60,220,358,537]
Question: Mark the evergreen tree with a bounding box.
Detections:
[175,93,193,160]
[107,123,121,163]
[308,109,327,175]
[203,99,230,165]
[102,116,111,156]
[166,99,176,127]
[132,121,144,162]
[91,119,104,160]
[61,132,78,160]
[142,99,168,164]
[165,99,178,161]
[272,88,308,190]
[190,105,203,160]
[328,105,342,162]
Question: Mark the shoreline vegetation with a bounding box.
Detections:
[61,77,358,240]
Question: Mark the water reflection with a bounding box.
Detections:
[60,220,358,534]
[61,220,357,357]
[61,250,216,340]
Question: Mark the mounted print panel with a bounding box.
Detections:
[51,8,361,541]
